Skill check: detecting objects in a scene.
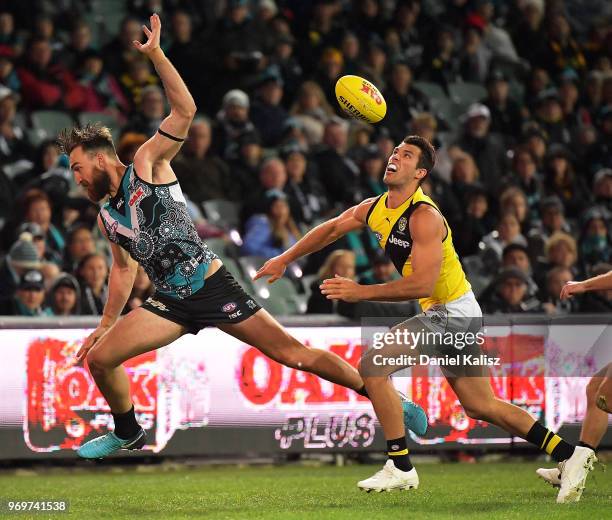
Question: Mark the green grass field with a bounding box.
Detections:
[0,461,610,519]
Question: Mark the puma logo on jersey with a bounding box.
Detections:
[387,235,411,248]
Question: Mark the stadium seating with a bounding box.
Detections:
[448,82,488,109]
[31,110,74,140]
[202,199,241,230]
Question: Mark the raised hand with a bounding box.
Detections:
[320,274,363,302]
[133,14,161,55]
[253,256,287,284]
[559,280,586,300]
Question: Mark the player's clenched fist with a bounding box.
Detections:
[559,280,586,300]
[75,325,111,365]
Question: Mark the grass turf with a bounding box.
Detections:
[0,461,609,519]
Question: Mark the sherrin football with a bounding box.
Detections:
[335,75,387,124]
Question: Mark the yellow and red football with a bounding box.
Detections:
[334,75,387,124]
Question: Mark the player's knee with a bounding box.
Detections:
[463,400,495,421]
[86,349,114,375]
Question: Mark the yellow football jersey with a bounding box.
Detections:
[366,187,471,310]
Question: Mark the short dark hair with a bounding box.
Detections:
[57,123,116,156]
[403,135,436,174]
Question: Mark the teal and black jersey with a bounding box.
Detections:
[99,164,218,299]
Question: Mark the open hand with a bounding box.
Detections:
[133,14,161,55]
[74,325,110,365]
[320,275,363,302]
[253,256,287,284]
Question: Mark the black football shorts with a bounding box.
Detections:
[141,265,261,334]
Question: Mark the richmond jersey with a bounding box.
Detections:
[366,187,471,310]
[99,164,218,299]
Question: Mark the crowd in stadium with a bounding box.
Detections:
[0,0,610,317]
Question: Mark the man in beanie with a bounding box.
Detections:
[46,272,81,316]
[214,88,256,160]
[0,269,51,316]
[0,232,41,304]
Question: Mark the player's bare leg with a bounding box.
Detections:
[78,308,185,458]
[538,364,611,490]
[218,308,365,391]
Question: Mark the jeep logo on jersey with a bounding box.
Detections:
[129,186,145,206]
[398,217,407,233]
[222,302,237,313]
[387,235,410,248]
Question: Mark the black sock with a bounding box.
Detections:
[112,405,141,440]
[386,436,413,472]
[578,441,596,451]
[525,422,575,462]
[356,385,369,398]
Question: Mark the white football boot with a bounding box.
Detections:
[556,446,597,504]
[357,460,419,492]
[536,467,561,488]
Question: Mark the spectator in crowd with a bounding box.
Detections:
[503,147,542,222]
[542,265,577,315]
[454,103,507,192]
[449,151,480,207]
[511,0,545,62]
[242,157,288,222]
[21,189,64,259]
[77,252,108,315]
[578,207,612,273]
[18,221,62,266]
[214,88,256,160]
[360,144,386,197]
[74,50,129,115]
[482,69,524,144]
[250,70,289,147]
[542,145,591,218]
[228,130,264,195]
[116,132,147,164]
[17,37,80,110]
[172,117,236,204]
[359,250,398,285]
[0,11,23,57]
[481,211,527,265]
[361,38,387,90]
[0,269,51,316]
[534,88,572,146]
[283,146,328,227]
[101,16,141,76]
[482,266,542,314]
[269,33,302,105]
[63,223,96,274]
[522,126,549,171]
[60,20,95,70]
[123,85,166,137]
[289,80,334,145]
[592,168,612,213]
[470,1,519,63]
[382,60,429,142]
[124,266,154,313]
[119,56,159,110]
[241,192,300,258]
[307,249,356,314]
[527,195,572,259]
[46,272,80,316]
[421,25,460,91]
[580,262,612,312]
[0,232,40,303]
[533,231,580,290]
[499,186,531,233]
[453,186,491,257]
[314,118,361,206]
[0,85,34,179]
[0,46,20,92]
[459,23,491,84]
[537,12,587,76]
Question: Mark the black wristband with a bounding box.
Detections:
[157,128,185,142]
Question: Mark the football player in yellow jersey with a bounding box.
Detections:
[255,135,594,503]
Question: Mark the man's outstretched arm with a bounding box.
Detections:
[133,14,196,176]
[253,198,375,283]
[321,205,443,302]
[560,270,612,299]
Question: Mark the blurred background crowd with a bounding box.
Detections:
[0,0,611,318]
